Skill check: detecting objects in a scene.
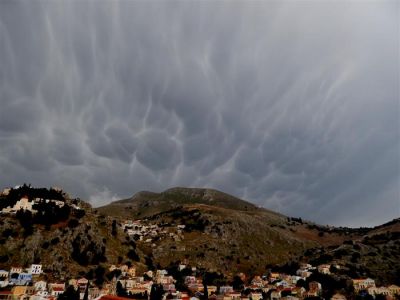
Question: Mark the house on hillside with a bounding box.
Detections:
[163,283,176,293]
[77,277,89,295]
[34,280,47,292]
[270,290,281,300]
[249,292,263,300]
[0,270,8,279]
[0,271,8,288]
[11,285,35,298]
[275,280,290,288]
[317,264,331,274]
[291,287,306,298]
[185,276,196,285]
[352,278,376,291]
[220,286,234,295]
[368,287,390,297]
[226,291,242,300]
[1,188,11,196]
[388,285,400,296]
[48,283,65,297]
[127,267,136,277]
[89,286,100,299]
[303,290,319,298]
[10,272,32,285]
[30,264,42,275]
[269,273,281,281]
[296,269,312,278]
[10,266,23,275]
[1,196,39,214]
[206,286,218,296]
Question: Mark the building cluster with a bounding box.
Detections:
[122,220,185,244]
[0,262,399,300]
[0,196,66,214]
[0,264,102,299]
[353,278,400,298]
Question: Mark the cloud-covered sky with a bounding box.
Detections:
[0,1,398,227]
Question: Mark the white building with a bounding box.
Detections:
[30,264,42,275]
[0,275,8,288]
[317,264,331,274]
[0,270,8,279]
[10,266,23,274]
[34,280,47,291]
[2,197,36,213]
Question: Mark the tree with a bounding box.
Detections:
[16,209,33,236]
[68,218,79,228]
[127,249,140,261]
[112,220,118,236]
[375,295,386,300]
[232,275,244,291]
[296,279,307,289]
[83,282,89,300]
[150,284,164,300]
[203,283,209,300]
[58,285,79,300]
[117,281,128,297]
[94,266,106,286]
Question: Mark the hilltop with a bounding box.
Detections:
[97,187,262,219]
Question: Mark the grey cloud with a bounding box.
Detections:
[0,0,398,227]
[0,98,42,133]
[136,130,180,171]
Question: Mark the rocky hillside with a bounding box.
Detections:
[97,187,400,282]
[0,186,150,282]
[298,220,400,285]
[0,186,398,285]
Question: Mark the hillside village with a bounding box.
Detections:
[0,186,82,215]
[122,220,186,244]
[0,261,399,300]
[0,186,399,300]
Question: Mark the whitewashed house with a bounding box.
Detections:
[34,280,47,292]
[30,264,42,275]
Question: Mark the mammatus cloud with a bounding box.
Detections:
[0,1,398,227]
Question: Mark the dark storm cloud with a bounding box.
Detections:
[0,0,398,226]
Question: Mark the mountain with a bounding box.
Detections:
[0,186,399,285]
[97,187,400,282]
[96,187,262,219]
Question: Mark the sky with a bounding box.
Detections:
[0,1,398,227]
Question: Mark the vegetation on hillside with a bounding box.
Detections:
[0,186,398,286]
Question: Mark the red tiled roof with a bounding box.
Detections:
[0,291,12,295]
[100,296,137,300]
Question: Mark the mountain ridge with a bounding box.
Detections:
[97,187,281,220]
